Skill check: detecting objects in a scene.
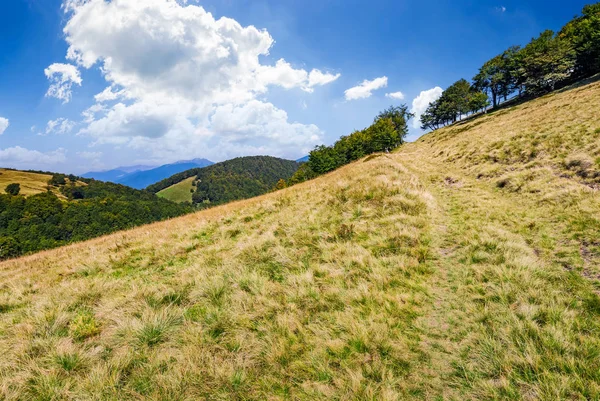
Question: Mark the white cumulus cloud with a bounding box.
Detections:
[44,63,82,103]
[0,147,67,170]
[44,118,76,135]
[95,86,129,103]
[385,91,405,100]
[344,76,388,100]
[50,0,340,160]
[0,117,9,135]
[410,86,443,129]
[210,100,321,146]
[307,69,341,90]
[257,60,340,93]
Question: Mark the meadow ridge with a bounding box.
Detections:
[1,78,600,399]
[157,176,196,203]
[0,169,54,197]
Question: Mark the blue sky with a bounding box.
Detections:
[0,0,590,173]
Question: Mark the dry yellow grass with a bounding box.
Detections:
[0,169,53,196]
[1,78,600,400]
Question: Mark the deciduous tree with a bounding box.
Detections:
[5,183,20,196]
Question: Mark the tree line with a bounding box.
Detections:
[285,106,413,186]
[421,3,600,130]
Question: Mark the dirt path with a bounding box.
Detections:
[395,149,600,399]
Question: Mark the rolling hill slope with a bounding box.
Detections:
[1,79,600,399]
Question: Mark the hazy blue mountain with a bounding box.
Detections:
[83,159,214,189]
[118,159,214,189]
[82,165,156,182]
[82,169,130,182]
[119,165,156,174]
[296,155,309,163]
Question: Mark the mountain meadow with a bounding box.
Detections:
[2,3,600,400]
[1,74,600,399]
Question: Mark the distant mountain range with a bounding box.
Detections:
[296,155,309,163]
[83,158,214,189]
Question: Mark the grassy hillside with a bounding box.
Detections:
[0,168,53,196]
[157,176,196,203]
[1,79,600,400]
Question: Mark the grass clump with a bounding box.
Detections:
[135,310,182,347]
[70,310,101,341]
[54,352,84,372]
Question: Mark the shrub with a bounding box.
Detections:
[274,179,287,191]
[48,174,66,186]
[5,183,20,196]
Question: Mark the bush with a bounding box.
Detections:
[273,179,287,191]
[48,174,66,186]
[5,183,20,196]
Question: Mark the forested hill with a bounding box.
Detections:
[147,156,300,206]
[0,172,190,260]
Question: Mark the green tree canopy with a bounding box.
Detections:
[560,3,600,78]
[0,177,190,260]
[520,30,576,94]
[374,105,413,142]
[473,55,506,108]
[443,79,472,120]
[49,174,67,186]
[5,183,20,196]
[468,91,490,115]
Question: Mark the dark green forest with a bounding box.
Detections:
[421,3,600,129]
[0,176,190,260]
[148,156,299,206]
